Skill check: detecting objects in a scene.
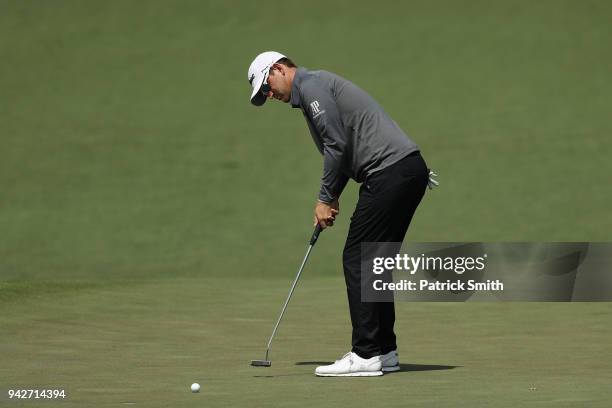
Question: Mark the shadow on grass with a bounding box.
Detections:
[295,361,461,373]
[252,363,460,378]
[253,373,312,378]
[393,363,460,372]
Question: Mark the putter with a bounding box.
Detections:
[251,224,323,367]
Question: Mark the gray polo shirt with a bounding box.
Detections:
[290,67,419,203]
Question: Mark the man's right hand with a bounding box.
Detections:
[313,199,339,229]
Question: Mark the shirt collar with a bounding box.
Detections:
[290,67,308,108]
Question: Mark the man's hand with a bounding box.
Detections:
[314,199,339,229]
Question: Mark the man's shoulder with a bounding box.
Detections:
[300,69,339,84]
[293,68,351,109]
[297,69,340,98]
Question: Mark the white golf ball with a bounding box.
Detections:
[191,383,200,393]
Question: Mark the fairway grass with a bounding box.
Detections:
[2,276,611,407]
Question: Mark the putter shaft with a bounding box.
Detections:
[254,225,322,365]
[265,244,314,352]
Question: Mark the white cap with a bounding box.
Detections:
[247,51,287,106]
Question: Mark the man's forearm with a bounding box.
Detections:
[319,172,349,203]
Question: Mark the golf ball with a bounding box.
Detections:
[191,383,200,393]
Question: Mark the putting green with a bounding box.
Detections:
[2,276,611,407]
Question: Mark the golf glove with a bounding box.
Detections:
[427,170,439,190]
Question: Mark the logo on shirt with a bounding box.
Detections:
[310,101,321,114]
[310,101,326,119]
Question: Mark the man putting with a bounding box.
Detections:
[247,51,435,377]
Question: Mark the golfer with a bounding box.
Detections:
[247,51,436,376]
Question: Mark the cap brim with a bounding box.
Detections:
[250,75,267,106]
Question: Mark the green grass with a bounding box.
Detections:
[1,276,611,407]
[1,0,611,406]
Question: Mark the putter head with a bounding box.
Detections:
[251,360,272,367]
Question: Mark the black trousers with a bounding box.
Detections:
[343,151,428,359]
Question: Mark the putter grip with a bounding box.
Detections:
[309,224,323,246]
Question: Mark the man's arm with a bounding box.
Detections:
[301,78,349,204]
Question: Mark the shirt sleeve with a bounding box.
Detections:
[300,79,349,203]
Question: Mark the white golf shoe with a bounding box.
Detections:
[315,352,383,377]
[381,350,400,372]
